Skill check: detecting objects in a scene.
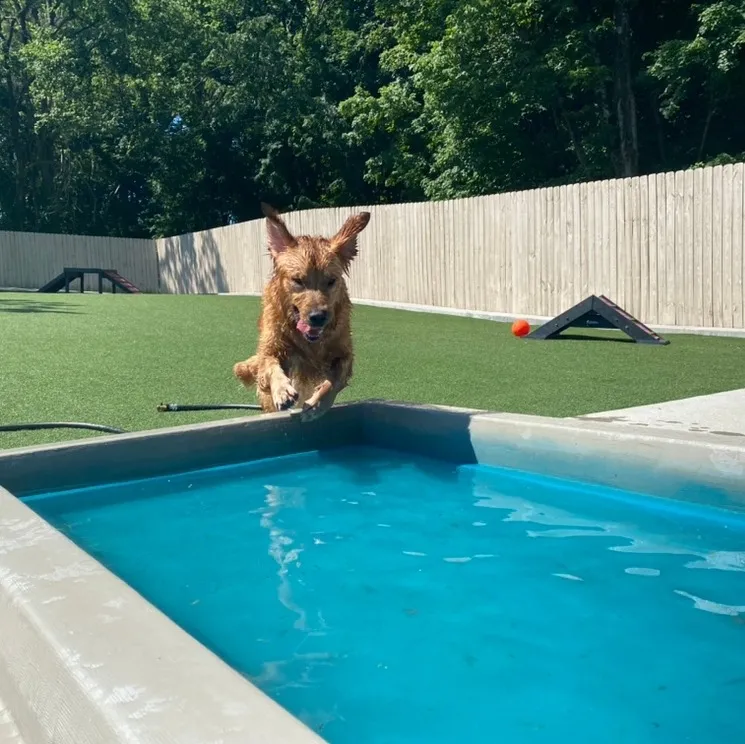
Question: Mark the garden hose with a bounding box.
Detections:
[0,402,261,438]
[157,402,262,412]
[0,422,127,434]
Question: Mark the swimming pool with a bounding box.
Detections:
[1,401,744,743]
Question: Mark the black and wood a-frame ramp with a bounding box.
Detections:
[525,294,669,345]
[38,267,140,294]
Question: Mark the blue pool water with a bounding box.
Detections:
[24,446,745,744]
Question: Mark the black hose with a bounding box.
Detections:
[0,403,261,437]
[157,402,262,413]
[0,422,126,434]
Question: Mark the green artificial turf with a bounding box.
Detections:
[1,291,744,449]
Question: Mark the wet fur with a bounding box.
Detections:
[233,203,371,421]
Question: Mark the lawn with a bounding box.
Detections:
[2,291,745,449]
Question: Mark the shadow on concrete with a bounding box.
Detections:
[0,298,83,315]
[157,229,229,294]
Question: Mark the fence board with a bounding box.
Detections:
[722,164,734,327]
[639,176,649,323]
[693,167,705,326]
[703,166,714,326]
[712,166,724,327]
[673,170,685,325]
[733,165,744,328]
[683,169,695,325]
[647,175,658,321]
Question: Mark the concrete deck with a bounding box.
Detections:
[577,388,745,437]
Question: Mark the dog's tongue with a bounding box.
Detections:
[296,319,312,335]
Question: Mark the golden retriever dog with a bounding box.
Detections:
[233,203,371,421]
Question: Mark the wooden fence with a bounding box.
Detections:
[3,163,745,329]
[0,230,158,293]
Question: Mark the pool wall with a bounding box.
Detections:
[1,400,744,744]
[0,403,362,496]
[362,402,745,511]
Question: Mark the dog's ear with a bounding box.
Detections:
[261,202,296,258]
[330,212,371,267]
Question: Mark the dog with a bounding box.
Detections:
[233,202,371,421]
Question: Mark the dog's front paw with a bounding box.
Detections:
[299,381,335,423]
[272,378,299,411]
[300,399,329,422]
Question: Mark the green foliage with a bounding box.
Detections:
[649,1,745,118]
[1,0,744,237]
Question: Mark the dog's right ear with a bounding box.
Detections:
[261,202,296,258]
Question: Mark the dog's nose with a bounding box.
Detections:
[308,310,328,328]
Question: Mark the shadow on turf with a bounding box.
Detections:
[550,333,636,344]
[0,299,83,315]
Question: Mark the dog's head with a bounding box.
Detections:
[261,202,371,344]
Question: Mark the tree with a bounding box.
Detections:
[648,0,745,166]
[0,0,743,238]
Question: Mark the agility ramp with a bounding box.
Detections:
[38,268,140,294]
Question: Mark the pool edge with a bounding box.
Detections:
[0,403,364,496]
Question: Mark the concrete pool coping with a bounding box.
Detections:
[1,399,744,744]
[576,387,745,437]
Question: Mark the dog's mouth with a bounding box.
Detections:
[293,307,324,343]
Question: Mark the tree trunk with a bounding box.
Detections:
[552,102,590,173]
[651,94,667,167]
[697,103,715,162]
[614,0,639,177]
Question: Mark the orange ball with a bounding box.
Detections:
[511,318,530,337]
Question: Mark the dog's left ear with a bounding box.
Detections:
[330,212,371,267]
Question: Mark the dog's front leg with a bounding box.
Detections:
[300,380,336,422]
[299,356,352,422]
[257,357,299,412]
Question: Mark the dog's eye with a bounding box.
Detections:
[327,277,336,288]
[291,277,304,290]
